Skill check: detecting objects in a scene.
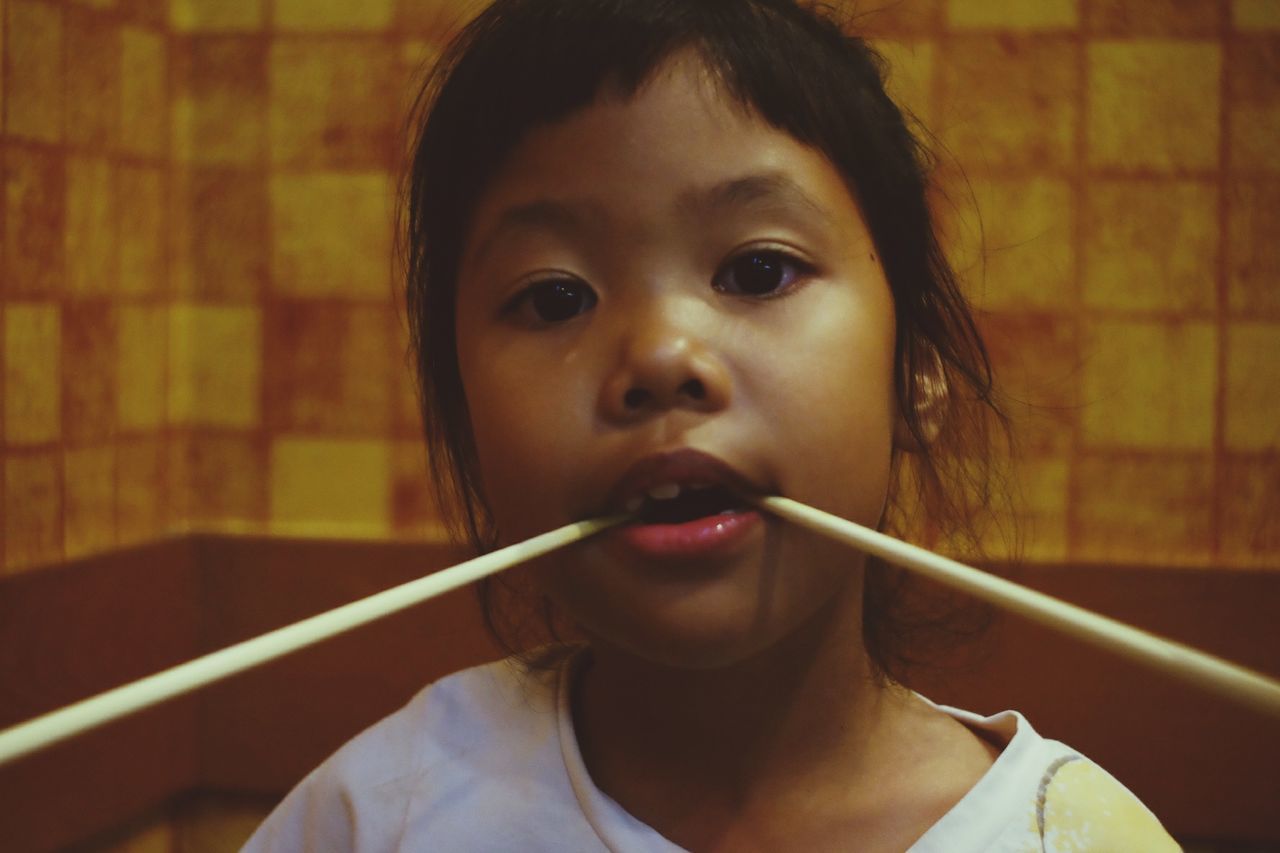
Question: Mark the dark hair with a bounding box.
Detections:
[404,0,1010,684]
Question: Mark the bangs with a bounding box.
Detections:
[410,0,900,251]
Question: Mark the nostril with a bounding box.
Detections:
[624,388,651,409]
[679,378,706,400]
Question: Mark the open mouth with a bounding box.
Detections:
[631,484,749,525]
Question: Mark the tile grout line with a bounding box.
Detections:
[1211,3,1231,561]
[1064,0,1088,563]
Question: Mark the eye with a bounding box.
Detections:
[506,278,599,324]
[713,248,813,297]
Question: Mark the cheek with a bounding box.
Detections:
[758,301,897,521]
[459,349,589,541]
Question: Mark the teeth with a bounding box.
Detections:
[647,483,681,500]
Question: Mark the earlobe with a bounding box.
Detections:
[894,348,948,452]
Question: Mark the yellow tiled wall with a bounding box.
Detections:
[1,0,456,575]
[885,0,1280,567]
[2,0,1277,575]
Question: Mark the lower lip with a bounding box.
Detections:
[610,510,763,559]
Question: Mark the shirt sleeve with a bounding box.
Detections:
[240,767,361,853]
[1039,757,1181,852]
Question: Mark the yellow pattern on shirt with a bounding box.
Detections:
[1041,760,1182,852]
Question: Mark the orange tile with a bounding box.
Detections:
[275,0,394,31]
[1086,0,1223,35]
[946,0,1078,29]
[945,176,1075,310]
[169,303,262,428]
[0,8,5,142]
[1219,454,1280,564]
[167,167,193,294]
[62,301,118,443]
[1010,454,1069,561]
[1227,178,1280,314]
[874,39,935,127]
[178,168,268,298]
[170,0,264,31]
[393,0,478,39]
[172,36,267,165]
[65,155,118,296]
[4,145,66,296]
[120,25,167,158]
[1072,452,1213,564]
[1224,321,1280,451]
[4,303,61,445]
[394,339,422,437]
[392,438,440,533]
[1227,36,1280,172]
[981,312,1078,453]
[269,38,398,168]
[3,452,63,572]
[939,35,1078,170]
[262,301,393,434]
[1080,318,1216,450]
[395,39,440,136]
[1082,179,1218,313]
[118,0,166,28]
[269,437,391,531]
[117,436,169,545]
[1087,41,1221,171]
[170,432,267,526]
[65,7,121,149]
[7,1,64,143]
[117,304,168,430]
[271,172,394,298]
[64,445,117,559]
[1234,0,1280,29]
[118,165,166,295]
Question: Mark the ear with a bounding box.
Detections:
[893,348,948,452]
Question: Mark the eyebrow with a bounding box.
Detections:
[677,171,835,226]
[467,170,834,268]
[467,199,594,271]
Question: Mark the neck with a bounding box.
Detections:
[573,583,901,816]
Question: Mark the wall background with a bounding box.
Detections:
[0,0,1277,848]
[2,0,458,577]
[4,0,1277,576]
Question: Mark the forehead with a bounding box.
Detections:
[460,53,866,262]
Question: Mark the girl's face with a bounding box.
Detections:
[454,54,899,669]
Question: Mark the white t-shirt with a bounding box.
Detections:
[243,653,1178,852]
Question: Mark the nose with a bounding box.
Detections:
[600,309,731,423]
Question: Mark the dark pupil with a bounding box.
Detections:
[736,253,781,295]
[531,281,587,321]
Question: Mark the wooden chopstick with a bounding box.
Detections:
[0,515,624,766]
[754,495,1280,720]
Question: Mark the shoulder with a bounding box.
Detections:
[242,655,565,852]
[912,703,1179,852]
[1038,755,1181,852]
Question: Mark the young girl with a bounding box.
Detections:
[246,1,1179,849]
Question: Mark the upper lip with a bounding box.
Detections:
[602,448,762,515]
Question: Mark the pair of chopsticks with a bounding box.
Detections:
[1,497,1277,767]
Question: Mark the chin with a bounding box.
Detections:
[586,581,861,673]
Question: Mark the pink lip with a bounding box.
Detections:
[613,510,763,559]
